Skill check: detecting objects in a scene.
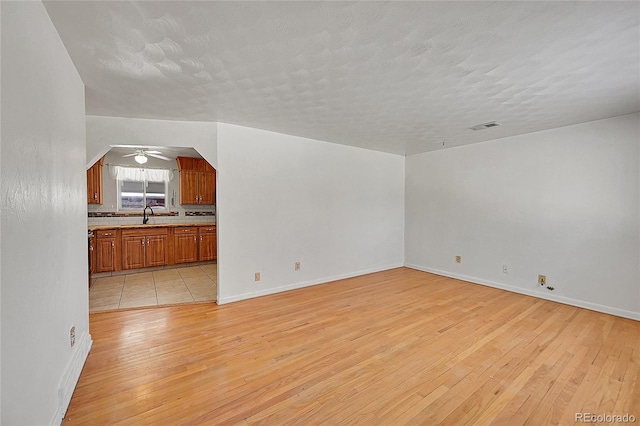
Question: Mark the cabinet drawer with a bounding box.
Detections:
[96,230,117,238]
[122,227,168,237]
[175,227,198,234]
[199,226,216,233]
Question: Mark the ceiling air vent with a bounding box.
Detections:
[469,121,501,131]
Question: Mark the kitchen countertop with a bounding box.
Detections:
[89,222,215,231]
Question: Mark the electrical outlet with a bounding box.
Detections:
[502,265,509,274]
[455,256,461,264]
[255,272,261,282]
[295,262,301,271]
[538,274,546,286]
[70,326,75,347]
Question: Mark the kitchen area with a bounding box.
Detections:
[87,146,217,312]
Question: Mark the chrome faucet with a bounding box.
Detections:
[143,206,154,224]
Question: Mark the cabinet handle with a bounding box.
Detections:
[111,241,114,248]
[200,236,203,241]
[194,236,197,242]
[141,238,145,246]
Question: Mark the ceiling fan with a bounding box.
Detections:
[122,149,171,164]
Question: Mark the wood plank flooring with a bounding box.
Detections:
[63,267,640,425]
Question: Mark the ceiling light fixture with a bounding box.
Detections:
[134,153,148,164]
[469,121,501,131]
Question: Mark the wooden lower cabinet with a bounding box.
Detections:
[174,227,199,264]
[95,230,118,272]
[122,228,168,270]
[91,225,215,274]
[89,234,96,275]
[198,226,217,261]
[146,235,168,267]
[121,235,146,270]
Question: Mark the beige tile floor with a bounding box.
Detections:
[89,264,217,313]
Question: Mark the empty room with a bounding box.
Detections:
[1,1,639,425]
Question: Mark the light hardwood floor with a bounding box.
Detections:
[64,267,639,425]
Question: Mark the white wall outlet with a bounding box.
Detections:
[502,265,509,274]
[70,326,75,347]
[295,262,301,271]
[455,255,461,263]
[255,272,261,282]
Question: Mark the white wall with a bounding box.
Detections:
[86,115,218,169]
[216,123,405,303]
[0,3,4,419]
[405,114,640,320]
[1,2,90,425]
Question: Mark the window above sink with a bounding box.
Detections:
[119,179,167,211]
[113,166,171,211]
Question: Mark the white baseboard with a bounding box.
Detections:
[405,264,640,322]
[217,263,404,305]
[51,332,93,426]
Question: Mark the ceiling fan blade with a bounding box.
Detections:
[148,153,172,161]
[144,150,162,154]
[122,153,137,157]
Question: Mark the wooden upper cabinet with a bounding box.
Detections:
[199,172,216,205]
[87,156,104,204]
[175,156,203,171]
[179,170,200,205]
[176,156,216,205]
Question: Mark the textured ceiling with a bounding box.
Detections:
[44,1,639,155]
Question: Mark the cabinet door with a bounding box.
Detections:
[146,234,168,267]
[87,166,98,204]
[87,167,94,204]
[94,162,103,204]
[199,232,217,261]
[89,235,96,275]
[87,160,103,204]
[122,236,146,270]
[176,156,203,171]
[174,232,198,264]
[199,172,216,205]
[96,238,116,272]
[180,170,200,204]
